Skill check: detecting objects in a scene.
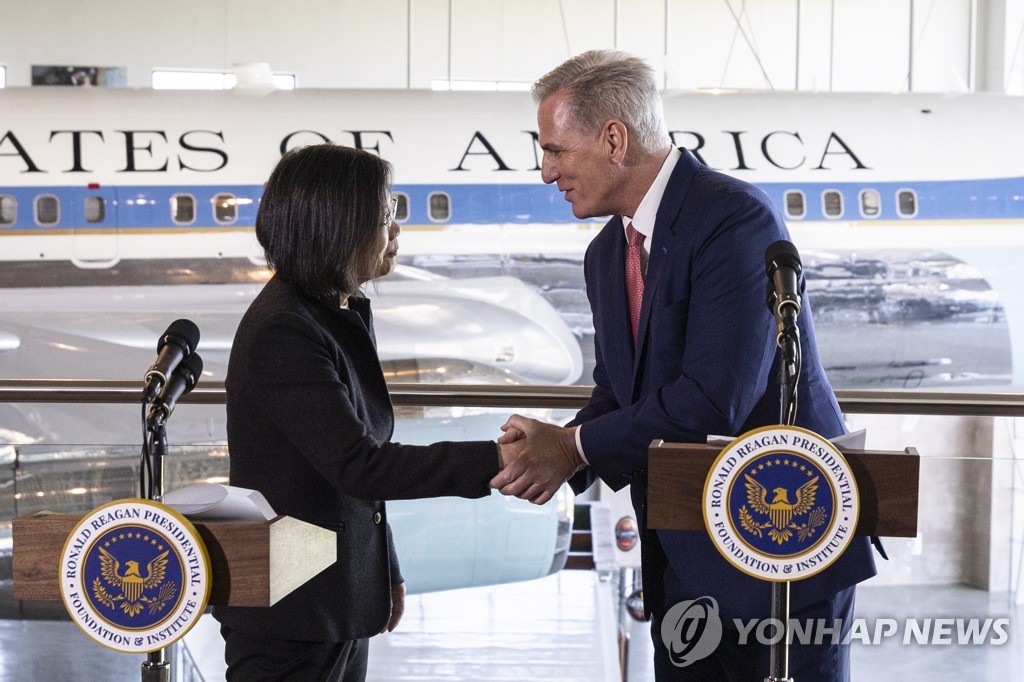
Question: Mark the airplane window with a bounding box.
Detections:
[428,192,451,222]
[35,195,59,226]
[212,193,237,224]
[394,193,409,222]
[84,196,105,223]
[822,190,843,218]
[784,191,805,219]
[172,194,196,225]
[859,189,880,218]
[897,190,918,218]
[0,195,15,226]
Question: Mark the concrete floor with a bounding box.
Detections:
[1,575,1021,681]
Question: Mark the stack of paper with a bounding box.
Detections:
[163,483,276,521]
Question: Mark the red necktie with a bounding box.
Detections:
[625,223,645,347]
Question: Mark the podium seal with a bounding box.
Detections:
[59,498,211,654]
[702,425,860,582]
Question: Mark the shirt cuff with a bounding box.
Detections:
[573,425,589,465]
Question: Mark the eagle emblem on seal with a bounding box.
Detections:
[91,546,177,617]
[739,473,827,545]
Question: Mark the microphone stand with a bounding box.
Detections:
[141,407,172,682]
[767,315,801,682]
[137,333,200,681]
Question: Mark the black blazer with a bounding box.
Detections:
[212,275,499,642]
[571,149,876,620]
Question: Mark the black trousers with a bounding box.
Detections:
[221,625,369,682]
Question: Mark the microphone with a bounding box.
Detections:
[764,240,802,333]
[146,352,203,432]
[143,319,200,402]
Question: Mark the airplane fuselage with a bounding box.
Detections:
[2,87,1023,385]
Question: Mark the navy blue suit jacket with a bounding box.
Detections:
[572,149,876,621]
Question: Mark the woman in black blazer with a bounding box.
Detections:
[212,144,504,681]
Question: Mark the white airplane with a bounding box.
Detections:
[1,86,1022,602]
[0,86,1020,387]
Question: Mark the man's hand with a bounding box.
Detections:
[385,582,406,633]
[491,414,584,505]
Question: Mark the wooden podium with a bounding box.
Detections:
[12,511,337,606]
[647,441,920,537]
[646,438,919,681]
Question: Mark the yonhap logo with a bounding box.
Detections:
[660,596,723,667]
[659,607,1011,656]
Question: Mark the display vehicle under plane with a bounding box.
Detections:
[1,86,1022,609]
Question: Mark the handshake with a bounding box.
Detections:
[491,414,586,505]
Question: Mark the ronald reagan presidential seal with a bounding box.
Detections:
[59,498,211,654]
[702,426,860,582]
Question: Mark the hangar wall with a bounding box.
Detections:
[0,0,1020,94]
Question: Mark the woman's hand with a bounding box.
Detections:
[385,582,406,632]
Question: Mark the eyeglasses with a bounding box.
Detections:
[383,196,399,230]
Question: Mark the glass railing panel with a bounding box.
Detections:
[2,387,1024,679]
[847,449,1024,678]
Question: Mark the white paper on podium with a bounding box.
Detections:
[163,483,276,521]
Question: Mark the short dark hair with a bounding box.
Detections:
[256,144,392,299]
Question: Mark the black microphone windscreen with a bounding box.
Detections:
[765,240,802,275]
[146,352,204,431]
[177,352,204,391]
[158,319,201,352]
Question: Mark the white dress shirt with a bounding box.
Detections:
[573,147,683,464]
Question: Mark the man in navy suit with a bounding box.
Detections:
[491,50,877,680]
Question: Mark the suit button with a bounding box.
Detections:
[373,512,382,525]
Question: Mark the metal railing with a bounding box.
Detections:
[3,379,1024,417]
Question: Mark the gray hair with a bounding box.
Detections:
[532,49,669,155]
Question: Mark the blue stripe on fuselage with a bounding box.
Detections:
[1,177,1022,230]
